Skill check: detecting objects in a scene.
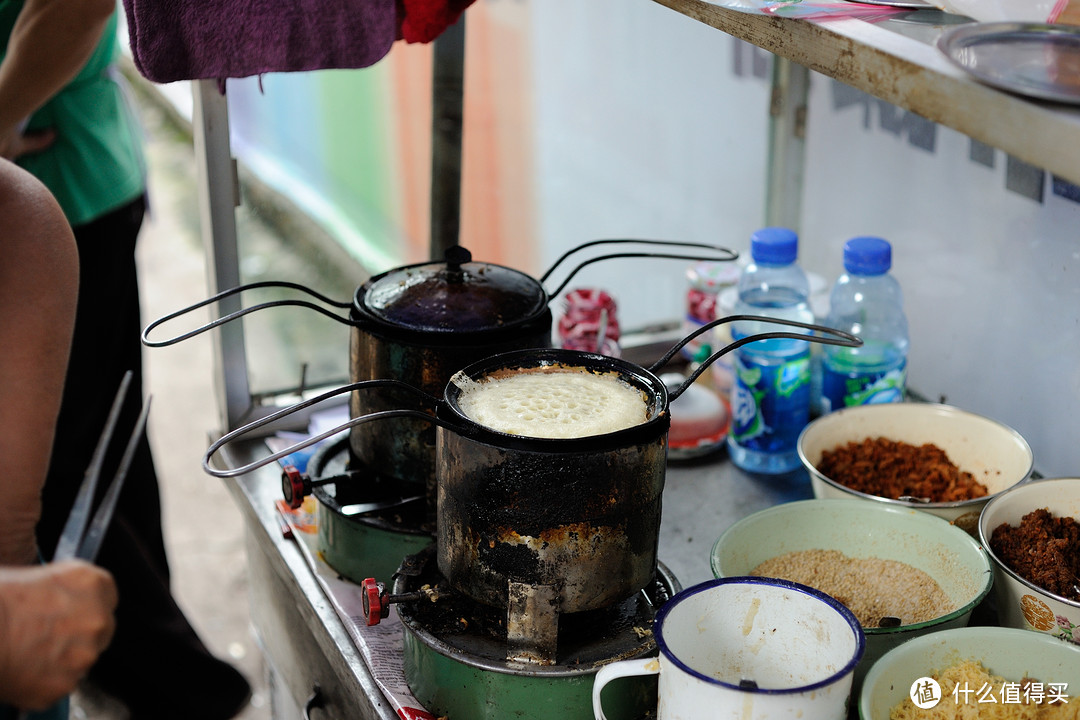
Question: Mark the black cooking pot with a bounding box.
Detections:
[203,316,861,613]
[144,240,738,491]
[436,348,671,614]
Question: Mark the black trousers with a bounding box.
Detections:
[36,197,249,719]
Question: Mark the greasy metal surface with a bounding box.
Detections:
[393,552,679,673]
[308,438,434,584]
[650,0,1080,187]
[310,437,431,533]
[438,430,668,612]
[506,582,561,664]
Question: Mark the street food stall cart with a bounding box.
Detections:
[172,2,1080,716]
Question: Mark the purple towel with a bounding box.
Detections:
[122,0,398,83]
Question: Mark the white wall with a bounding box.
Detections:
[531,0,771,330]
[527,2,1080,475]
[799,76,1080,477]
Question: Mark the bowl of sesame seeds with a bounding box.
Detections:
[711,498,993,696]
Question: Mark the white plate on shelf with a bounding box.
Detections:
[937,22,1080,104]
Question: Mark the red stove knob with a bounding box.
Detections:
[281,465,307,510]
[361,578,386,626]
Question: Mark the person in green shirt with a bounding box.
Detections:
[0,1,251,718]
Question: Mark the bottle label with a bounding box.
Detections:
[729,346,810,454]
[820,361,906,413]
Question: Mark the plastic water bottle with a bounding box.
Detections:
[819,236,908,413]
[726,227,815,475]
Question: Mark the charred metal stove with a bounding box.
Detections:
[281,436,680,720]
[363,546,678,720]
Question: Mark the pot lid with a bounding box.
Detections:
[357,246,549,334]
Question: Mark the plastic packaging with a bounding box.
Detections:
[925,0,1066,23]
[557,288,621,357]
[818,236,908,414]
[681,261,741,361]
[726,227,815,475]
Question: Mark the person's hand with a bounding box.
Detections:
[0,560,117,710]
[0,126,55,161]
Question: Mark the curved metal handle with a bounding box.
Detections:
[539,239,739,300]
[303,684,323,719]
[141,280,353,347]
[654,315,862,402]
[202,380,453,478]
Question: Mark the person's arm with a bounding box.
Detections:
[0,560,117,710]
[0,0,116,158]
[0,159,79,564]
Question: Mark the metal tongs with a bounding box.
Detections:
[53,370,152,563]
[15,373,151,717]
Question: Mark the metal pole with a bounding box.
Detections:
[764,56,810,231]
[429,16,466,261]
[192,79,253,431]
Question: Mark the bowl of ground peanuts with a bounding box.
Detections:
[860,626,1080,719]
[978,477,1080,647]
[797,402,1034,535]
[711,498,993,698]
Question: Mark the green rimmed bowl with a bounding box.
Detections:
[859,626,1080,719]
[711,498,992,696]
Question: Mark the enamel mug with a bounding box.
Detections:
[592,577,865,720]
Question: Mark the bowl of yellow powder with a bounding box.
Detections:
[711,498,992,698]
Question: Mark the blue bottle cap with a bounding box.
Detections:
[750,227,798,265]
[843,236,891,275]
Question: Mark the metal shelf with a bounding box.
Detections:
[651,0,1080,186]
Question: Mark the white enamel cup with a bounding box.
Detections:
[592,577,865,720]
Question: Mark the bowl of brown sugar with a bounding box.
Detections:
[711,498,993,696]
[979,477,1080,647]
[797,402,1034,534]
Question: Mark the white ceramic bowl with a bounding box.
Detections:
[711,498,992,695]
[859,626,1080,719]
[798,402,1033,532]
[978,476,1080,646]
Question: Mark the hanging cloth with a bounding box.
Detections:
[121,0,477,84]
[122,0,399,83]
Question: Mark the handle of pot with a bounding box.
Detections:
[302,684,323,719]
[592,657,661,720]
[655,315,862,402]
[539,239,739,300]
[141,280,354,348]
[202,380,452,478]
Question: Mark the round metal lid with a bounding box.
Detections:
[356,246,549,334]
